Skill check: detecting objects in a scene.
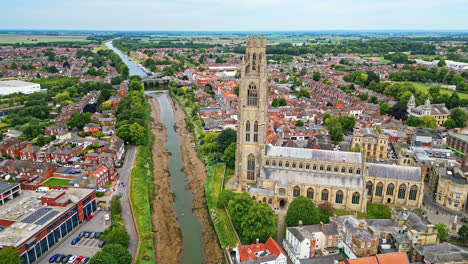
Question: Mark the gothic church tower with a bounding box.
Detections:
[235,35,268,191]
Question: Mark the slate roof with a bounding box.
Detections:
[394,209,432,232]
[298,254,343,264]
[0,182,19,194]
[263,168,363,189]
[367,163,421,182]
[265,145,362,164]
[413,243,468,263]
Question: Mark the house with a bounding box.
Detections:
[283,220,339,264]
[343,252,410,264]
[391,208,439,247]
[410,243,468,264]
[45,124,68,136]
[83,123,100,134]
[229,237,287,264]
[19,144,40,161]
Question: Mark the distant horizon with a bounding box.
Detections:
[2,29,468,33]
[2,0,468,32]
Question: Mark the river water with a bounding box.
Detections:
[146,91,205,264]
[105,40,146,77]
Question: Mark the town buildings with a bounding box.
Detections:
[407,96,450,126]
[228,237,287,264]
[351,128,389,159]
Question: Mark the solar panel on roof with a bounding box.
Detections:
[34,210,60,225]
[21,208,52,224]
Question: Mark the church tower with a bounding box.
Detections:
[235,35,268,191]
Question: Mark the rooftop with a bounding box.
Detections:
[0,182,19,194]
[265,145,362,164]
[367,163,421,182]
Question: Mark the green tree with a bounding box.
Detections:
[56,91,71,104]
[458,225,468,241]
[0,247,21,264]
[238,202,277,244]
[299,67,307,76]
[312,71,321,81]
[100,226,130,248]
[295,120,304,127]
[435,223,448,242]
[228,193,255,229]
[438,59,446,67]
[116,124,132,143]
[450,108,467,128]
[405,115,420,127]
[223,142,236,168]
[279,98,287,106]
[216,128,237,153]
[297,89,310,99]
[271,98,279,107]
[129,79,143,92]
[285,196,320,227]
[68,112,91,129]
[365,71,380,86]
[89,244,132,264]
[129,122,146,145]
[217,189,235,209]
[202,132,218,155]
[369,96,379,104]
[418,115,438,129]
[379,102,390,115]
[444,119,457,129]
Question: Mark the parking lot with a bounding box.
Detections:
[37,210,110,264]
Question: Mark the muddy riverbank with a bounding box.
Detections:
[169,95,224,263]
[149,98,182,264]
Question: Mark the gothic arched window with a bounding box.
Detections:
[293,186,300,197]
[398,184,406,199]
[366,181,373,196]
[252,53,257,71]
[299,163,303,169]
[321,189,329,201]
[247,154,255,180]
[352,192,360,204]
[335,190,343,204]
[409,185,418,200]
[247,83,258,106]
[253,121,258,142]
[307,188,314,199]
[245,121,251,142]
[386,183,394,195]
[375,182,383,196]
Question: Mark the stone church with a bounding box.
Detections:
[235,36,424,211]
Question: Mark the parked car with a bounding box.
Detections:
[85,214,93,221]
[74,256,83,263]
[462,217,468,223]
[0,227,3,232]
[98,240,106,248]
[79,231,85,237]
[84,232,90,238]
[104,214,109,221]
[90,232,96,239]
[81,257,90,264]
[95,232,103,239]
[49,254,61,263]
[71,236,81,245]
[62,255,72,263]
[55,255,64,263]
[68,256,77,263]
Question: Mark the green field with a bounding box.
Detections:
[398,81,468,100]
[41,178,70,186]
[362,56,391,63]
[335,203,392,219]
[0,34,89,44]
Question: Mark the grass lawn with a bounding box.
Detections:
[362,56,391,63]
[0,34,89,44]
[334,203,392,219]
[41,178,70,186]
[397,81,468,100]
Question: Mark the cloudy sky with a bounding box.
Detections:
[2,0,468,31]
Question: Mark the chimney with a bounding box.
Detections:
[256,238,259,247]
[359,222,365,231]
[298,220,303,227]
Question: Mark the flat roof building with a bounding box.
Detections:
[0,80,42,96]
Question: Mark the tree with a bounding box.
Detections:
[89,244,132,264]
[295,120,304,127]
[240,202,277,244]
[216,128,237,153]
[56,91,71,104]
[271,98,279,107]
[101,226,130,248]
[458,225,468,241]
[129,79,143,92]
[68,112,91,129]
[285,196,320,227]
[129,122,146,145]
[365,71,380,86]
[299,67,307,76]
[102,101,113,110]
[227,193,254,229]
[279,98,287,106]
[438,59,446,67]
[369,96,379,104]
[446,92,461,109]
[388,102,408,120]
[297,89,310,99]
[444,119,457,129]
[405,115,420,127]
[223,142,236,168]
[0,247,21,264]
[217,189,235,209]
[379,102,390,115]
[435,223,448,242]
[450,108,467,128]
[202,132,218,155]
[312,72,322,81]
[116,124,131,143]
[418,115,438,129]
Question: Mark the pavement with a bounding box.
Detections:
[37,210,111,264]
[276,209,286,244]
[422,194,467,235]
[113,145,138,259]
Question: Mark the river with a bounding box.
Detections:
[109,38,206,263]
[105,40,147,77]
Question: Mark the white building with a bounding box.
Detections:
[0,80,42,95]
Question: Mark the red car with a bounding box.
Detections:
[74,256,83,263]
[85,215,93,221]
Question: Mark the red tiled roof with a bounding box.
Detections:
[265,237,285,257]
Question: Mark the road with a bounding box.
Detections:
[114,145,138,259]
[38,210,110,264]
